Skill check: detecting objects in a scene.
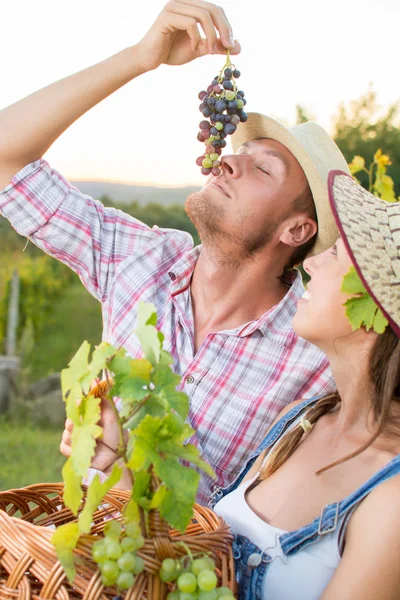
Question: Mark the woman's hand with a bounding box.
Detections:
[135,0,241,72]
[60,392,124,474]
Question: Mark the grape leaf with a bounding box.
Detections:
[61,340,90,403]
[158,440,215,479]
[80,342,116,393]
[62,457,83,515]
[155,458,199,532]
[132,470,151,506]
[70,395,103,477]
[123,497,140,523]
[341,267,388,333]
[136,301,162,364]
[78,464,122,533]
[127,415,161,471]
[52,521,80,582]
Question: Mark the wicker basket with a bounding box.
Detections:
[0,483,236,599]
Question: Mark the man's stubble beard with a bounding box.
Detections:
[185,191,280,263]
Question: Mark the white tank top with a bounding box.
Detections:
[214,472,342,599]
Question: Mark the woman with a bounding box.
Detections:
[211,169,400,599]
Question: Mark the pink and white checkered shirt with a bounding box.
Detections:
[0,160,335,503]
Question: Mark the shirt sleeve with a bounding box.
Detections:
[0,159,192,301]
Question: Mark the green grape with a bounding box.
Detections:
[116,571,135,590]
[117,552,136,572]
[198,590,218,600]
[159,557,180,582]
[225,91,235,101]
[209,153,219,162]
[202,157,213,169]
[104,520,122,538]
[177,572,197,593]
[105,536,122,560]
[215,122,223,131]
[132,555,145,574]
[121,536,137,553]
[101,559,119,580]
[197,570,217,591]
[101,573,118,587]
[92,540,107,564]
[132,533,145,550]
[166,592,180,600]
[125,522,141,538]
[192,558,215,576]
[216,587,234,598]
[179,594,197,600]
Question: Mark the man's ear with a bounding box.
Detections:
[279,217,318,248]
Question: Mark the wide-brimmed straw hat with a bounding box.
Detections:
[328,170,400,337]
[231,113,350,256]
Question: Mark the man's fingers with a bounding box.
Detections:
[64,417,74,432]
[60,428,72,457]
[165,2,217,54]
[173,0,235,49]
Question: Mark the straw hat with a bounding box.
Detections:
[328,169,400,337]
[231,113,350,256]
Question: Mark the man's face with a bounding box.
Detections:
[186,138,310,258]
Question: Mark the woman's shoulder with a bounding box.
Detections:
[347,470,400,546]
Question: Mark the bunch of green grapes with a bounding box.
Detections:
[91,520,145,590]
[159,554,235,600]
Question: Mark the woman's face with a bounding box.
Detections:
[292,238,356,351]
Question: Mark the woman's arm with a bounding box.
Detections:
[321,474,400,600]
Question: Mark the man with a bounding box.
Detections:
[0,1,348,503]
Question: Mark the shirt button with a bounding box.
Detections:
[186,375,195,384]
[247,553,262,567]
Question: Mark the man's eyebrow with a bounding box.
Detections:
[241,141,291,174]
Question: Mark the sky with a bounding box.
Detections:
[1,0,399,186]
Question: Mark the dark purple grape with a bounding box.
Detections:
[201,167,212,176]
[202,107,212,117]
[212,78,219,86]
[199,102,205,112]
[233,69,241,78]
[210,112,217,121]
[199,120,211,130]
[215,113,223,121]
[224,123,236,135]
[240,112,248,122]
[210,127,219,136]
[197,131,205,142]
[213,85,222,94]
[230,114,240,126]
[211,140,221,148]
[220,139,227,148]
[223,80,234,91]
[207,84,214,93]
[196,156,205,166]
[242,98,247,106]
[215,99,227,112]
[238,90,245,96]
[208,97,216,108]
[228,100,238,110]
[224,68,232,78]
[198,90,207,100]
[199,129,209,141]
[219,131,227,139]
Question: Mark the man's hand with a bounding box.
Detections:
[60,393,124,474]
[135,0,241,72]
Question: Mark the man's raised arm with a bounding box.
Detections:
[0,1,239,189]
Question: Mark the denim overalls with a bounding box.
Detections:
[209,396,400,600]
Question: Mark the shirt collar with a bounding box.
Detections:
[168,245,201,295]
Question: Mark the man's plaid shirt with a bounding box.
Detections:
[0,160,335,503]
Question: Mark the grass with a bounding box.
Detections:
[27,282,102,381]
[0,420,65,490]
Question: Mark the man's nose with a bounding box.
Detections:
[221,153,247,178]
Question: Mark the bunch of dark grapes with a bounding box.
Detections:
[159,554,236,599]
[92,520,145,591]
[196,60,248,177]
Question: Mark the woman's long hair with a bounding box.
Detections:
[260,327,400,479]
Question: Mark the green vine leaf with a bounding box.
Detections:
[62,457,83,516]
[61,340,91,405]
[341,266,388,333]
[155,458,199,532]
[70,395,103,477]
[78,464,122,534]
[136,301,162,364]
[51,522,80,583]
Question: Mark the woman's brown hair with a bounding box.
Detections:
[260,326,400,479]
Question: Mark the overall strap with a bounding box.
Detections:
[280,454,400,556]
[210,395,323,505]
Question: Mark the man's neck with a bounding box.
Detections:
[190,245,292,346]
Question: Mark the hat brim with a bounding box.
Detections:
[231,113,340,256]
[328,169,400,337]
